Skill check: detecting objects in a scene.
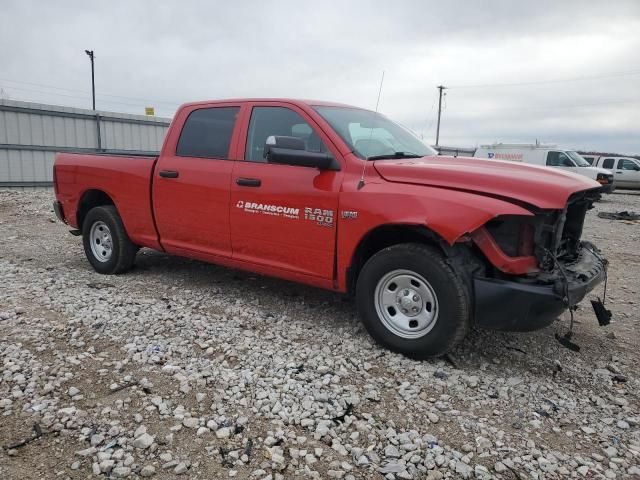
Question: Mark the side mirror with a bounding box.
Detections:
[263,136,339,170]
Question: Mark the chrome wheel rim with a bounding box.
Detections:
[89,221,113,262]
[374,269,439,339]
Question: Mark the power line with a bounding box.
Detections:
[445,98,640,115]
[448,70,640,89]
[421,96,437,139]
[0,77,182,106]
[0,85,177,114]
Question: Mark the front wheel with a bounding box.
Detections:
[82,205,137,274]
[356,243,470,358]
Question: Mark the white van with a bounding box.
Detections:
[473,143,614,193]
[585,156,640,189]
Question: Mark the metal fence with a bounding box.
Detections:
[0,99,172,188]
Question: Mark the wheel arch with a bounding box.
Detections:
[346,223,450,296]
[76,189,116,230]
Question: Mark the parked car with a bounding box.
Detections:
[587,156,640,189]
[53,99,607,358]
[474,144,615,193]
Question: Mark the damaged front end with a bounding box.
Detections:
[469,189,608,332]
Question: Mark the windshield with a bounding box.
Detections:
[566,151,591,167]
[313,106,437,160]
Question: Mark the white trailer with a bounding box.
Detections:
[473,143,614,192]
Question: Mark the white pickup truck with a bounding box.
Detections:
[582,155,640,189]
[474,144,615,193]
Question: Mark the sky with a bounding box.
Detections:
[1,0,639,154]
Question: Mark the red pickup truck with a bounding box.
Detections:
[53,99,607,357]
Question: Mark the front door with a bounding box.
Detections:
[153,104,241,258]
[616,158,640,188]
[546,151,577,174]
[230,104,342,279]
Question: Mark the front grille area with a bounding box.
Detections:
[484,188,599,272]
[485,215,538,258]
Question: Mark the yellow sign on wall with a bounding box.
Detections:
[145,107,155,116]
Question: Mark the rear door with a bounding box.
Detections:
[616,158,640,188]
[230,102,343,279]
[153,104,242,258]
[601,158,615,170]
[600,157,617,183]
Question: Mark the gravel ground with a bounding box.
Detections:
[0,189,639,480]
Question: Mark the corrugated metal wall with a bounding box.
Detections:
[0,99,171,187]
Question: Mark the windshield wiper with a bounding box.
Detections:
[367,152,423,161]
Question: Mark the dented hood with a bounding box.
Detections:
[373,156,600,209]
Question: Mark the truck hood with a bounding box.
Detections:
[373,156,600,209]
[580,166,612,176]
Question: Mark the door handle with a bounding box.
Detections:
[236,177,261,187]
[159,170,179,178]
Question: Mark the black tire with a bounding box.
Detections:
[82,205,137,274]
[356,243,470,359]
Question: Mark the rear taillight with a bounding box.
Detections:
[596,173,611,184]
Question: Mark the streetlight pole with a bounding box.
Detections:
[85,50,95,110]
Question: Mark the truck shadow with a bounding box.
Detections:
[129,248,617,375]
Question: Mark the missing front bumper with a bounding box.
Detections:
[473,244,606,331]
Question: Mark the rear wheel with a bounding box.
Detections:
[82,206,137,274]
[356,243,470,358]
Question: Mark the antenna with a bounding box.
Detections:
[357,70,385,190]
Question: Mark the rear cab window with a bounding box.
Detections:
[602,158,615,169]
[176,107,240,159]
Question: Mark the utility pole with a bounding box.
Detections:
[435,85,446,147]
[85,50,95,110]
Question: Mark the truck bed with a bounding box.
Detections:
[54,153,161,250]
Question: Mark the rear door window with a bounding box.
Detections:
[176,107,240,159]
[602,158,615,169]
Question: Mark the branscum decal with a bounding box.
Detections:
[304,207,334,227]
[235,201,335,226]
[236,200,299,219]
[487,152,523,161]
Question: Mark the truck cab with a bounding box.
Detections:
[591,156,640,189]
